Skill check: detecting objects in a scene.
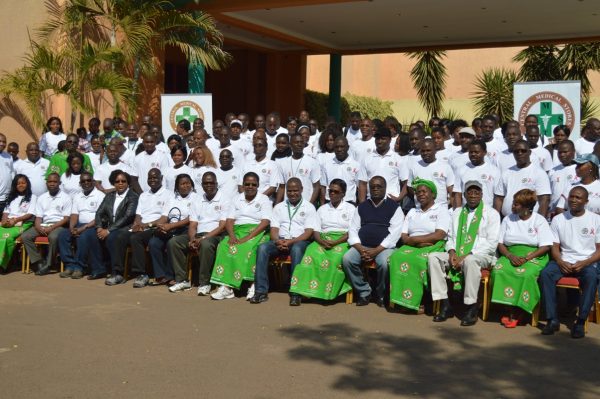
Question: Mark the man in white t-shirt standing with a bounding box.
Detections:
[275,133,321,205]
[408,138,454,208]
[453,139,500,208]
[575,118,600,156]
[349,118,376,165]
[540,186,600,338]
[134,132,171,192]
[14,142,49,197]
[345,111,362,145]
[525,125,553,172]
[320,136,360,204]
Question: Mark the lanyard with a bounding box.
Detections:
[290,156,303,177]
[286,199,303,236]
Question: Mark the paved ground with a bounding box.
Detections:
[1,271,599,399]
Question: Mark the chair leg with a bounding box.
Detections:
[345,290,353,304]
[531,304,539,327]
[187,254,193,282]
[21,245,26,273]
[482,278,490,321]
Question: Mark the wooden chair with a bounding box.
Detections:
[432,269,491,318]
[23,236,64,274]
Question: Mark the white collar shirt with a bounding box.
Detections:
[227,193,273,225]
[14,157,49,197]
[113,188,129,220]
[35,190,72,224]
[358,149,408,198]
[347,199,405,248]
[5,194,37,219]
[162,192,198,222]
[72,188,105,224]
[271,199,318,239]
[402,203,451,237]
[275,155,321,202]
[134,151,172,192]
[95,161,136,190]
[317,201,355,233]
[242,157,278,195]
[0,152,14,200]
[190,191,230,233]
[321,155,360,202]
[136,186,173,223]
[446,204,500,257]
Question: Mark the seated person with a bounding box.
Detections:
[428,180,500,326]
[342,176,404,307]
[209,172,272,300]
[105,168,172,287]
[540,186,600,338]
[57,172,106,279]
[21,173,71,275]
[87,170,139,279]
[491,189,552,327]
[250,177,318,305]
[167,171,229,293]
[289,179,355,302]
[0,175,37,271]
[389,179,450,311]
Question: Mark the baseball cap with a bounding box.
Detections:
[230,119,243,128]
[458,127,476,136]
[574,153,600,166]
[464,180,483,190]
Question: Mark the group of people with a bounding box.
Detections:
[1,110,600,339]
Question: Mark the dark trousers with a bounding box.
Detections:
[126,229,156,277]
[540,261,598,321]
[167,233,222,284]
[104,227,133,276]
[254,240,310,294]
[58,223,103,272]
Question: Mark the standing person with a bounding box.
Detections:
[428,181,500,326]
[163,144,192,192]
[89,170,139,279]
[14,143,49,197]
[215,149,243,199]
[548,140,579,213]
[525,125,553,172]
[555,154,600,214]
[0,133,14,214]
[250,178,317,305]
[94,144,137,193]
[209,172,272,300]
[100,118,123,146]
[242,138,277,198]
[21,173,71,275]
[57,172,105,279]
[211,127,244,169]
[0,175,37,271]
[168,172,229,293]
[271,133,292,161]
[188,146,217,192]
[275,133,321,205]
[494,140,551,218]
[7,142,20,163]
[448,127,476,174]
[87,135,104,171]
[407,138,454,208]
[105,169,172,287]
[47,133,94,177]
[480,115,506,165]
[229,119,252,160]
[546,125,571,167]
[288,180,355,303]
[430,127,452,163]
[349,118,376,165]
[39,117,66,158]
[452,140,500,208]
[134,132,171,192]
[491,189,552,327]
[345,111,362,144]
[320,136,360,205]
[540,186,600,338]
[315,128,336,169]
[60,152,86,198]
[343,176,404,306]
[574,118,600,156]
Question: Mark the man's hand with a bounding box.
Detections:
[571,261,587,273]
[557,259,573,274]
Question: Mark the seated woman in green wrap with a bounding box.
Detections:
[289,179,355,301]
[210,172,272,300]
[389,179,451,310]
[0,175,37,270]
[492,189,552,327]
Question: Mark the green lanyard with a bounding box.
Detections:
[287,199,303,234]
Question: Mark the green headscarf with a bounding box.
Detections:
[412,178,437,199]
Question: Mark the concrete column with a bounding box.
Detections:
[327,54,342,122]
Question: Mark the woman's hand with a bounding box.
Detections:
[508,254,526,267]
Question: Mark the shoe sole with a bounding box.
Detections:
[169,287,192,293]
[211,294,235,300]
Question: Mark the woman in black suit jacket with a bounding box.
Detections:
[86,170,139,279]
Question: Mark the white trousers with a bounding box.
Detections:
[428,252,494,305]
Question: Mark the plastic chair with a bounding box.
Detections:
[23,236,64,274]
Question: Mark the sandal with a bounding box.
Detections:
[149,277,167,286]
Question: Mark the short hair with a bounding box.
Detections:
[513,189,537,211]
[286,177,302,187]
[108,169,131,186]
[469,139,487,152]
[170,143,187,159]
[554,125,571,137]
[449,119,468,132]
[482,115,497,125]
[177,119,191,131]
[513,139,530,149]
[47,172,60,181]
[558,139,575,150]
[243,171,260,185]
[167,134,183,145]
[202,171,217,183]
[329,178,347,194]
[276,133,289,142]
[350,111,362,119]
[370,175,387,187]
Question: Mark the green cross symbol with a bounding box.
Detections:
[175,107,197,123]
[534,101,563,137]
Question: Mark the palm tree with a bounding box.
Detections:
[471,68,518,124]
[408,51,447,118]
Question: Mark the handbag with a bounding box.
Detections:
[154,207,185,239]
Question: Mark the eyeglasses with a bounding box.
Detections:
[244,183,258,187]
[114,179,127,183]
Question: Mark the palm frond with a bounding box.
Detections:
[471,68,517,123]
[513,45,562,82]
[408,51,447,118]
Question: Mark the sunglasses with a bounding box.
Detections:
[244,183,258,187]
[114,179,127,183]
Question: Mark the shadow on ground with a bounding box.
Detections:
[280,322,599,398]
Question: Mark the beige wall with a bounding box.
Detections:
[307,48,600,123]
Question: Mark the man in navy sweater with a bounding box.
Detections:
[343,176,405,306]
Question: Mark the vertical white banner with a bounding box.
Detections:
[514,81,580,140]
[161,94,213,138]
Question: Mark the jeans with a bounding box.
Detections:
[58,223,103,272]
[342,247,393,300]
[254,240,310,294]
[540,261,599,321]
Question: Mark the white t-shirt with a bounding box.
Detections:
[87,151,103,172]
[162,192,197,222]
[119,149,137,169]
[35,190,72,224]
[494,149,550,173]
[94,161,136,190]
[229,138,252,161]
[0,152,14,201]
[210,144,244,169]
[358,149,407,198]
[163,164,193,193]
[349,137,376,165]
[548,164,579,210]
[271,199,318,239]
[60,173,83,198]
[551,210,600,263]
[530,146,553,172]
[320,155,360,203]
[190,191,230,233]
[574,137,597,157]
[189,166,217,195]
[39,131,66,157]
[227,193,273,225]
[71,188,105,224]
[136,187,173,223]
[316,201,355,233]
[557,180,600,214]
[215,167,242,200]
[435,148,452,164]
[500,213,553,247]
[134,150,172,192]
[275,155,321,202]
[453,162,500,207]
[4,194,37,218]
[345,127,361,145]
[408,159,455,206]
[14,158,49,197]
[484,139,506,165]
[448,150,470,174]
[494,163,551,216]
[242,157,278,195]
[402,203,451,237]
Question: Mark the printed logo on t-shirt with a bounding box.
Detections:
[151,162,159,168]
[299,211,305,217]
[41,165,47,171]
[341,213,348,220]
[90,202,97,207]
[214,205,221,211]
[581,227,595,236]
[527,227,538,235]
[521,178,532,184]
[429,215,438,220]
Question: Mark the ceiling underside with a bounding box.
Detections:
[191,0,600,54]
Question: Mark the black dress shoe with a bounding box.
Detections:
[289,295,301,306]
[86,273,107,280]
[375,297,385,308]
[356,295,370,306]
[460,304,479,326]
[571,321,585,339]
[35,265,50,276]
[433,300,454,322]
[249,293,269,304]
[541,319,560,335]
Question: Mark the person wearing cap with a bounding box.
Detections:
[493,140,551,218]
[548,140,579,214]
[388,179,451,311]
[229,119,252,161]
[428,179,500,326]
[453,139,500,209]
[343,176,405,307]
[357,127,408,204]
[448,127,476,173]
[407,138,455,208]
[491,189,552,328]
[540,186,600,338]
[555,153,600,214]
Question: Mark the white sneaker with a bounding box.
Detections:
[210,285,235,300]
[197,284,211,296]
[246,283,255,300]
[169,280,192,292]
